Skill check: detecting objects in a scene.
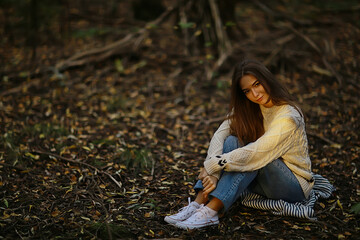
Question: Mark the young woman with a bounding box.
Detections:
[164,59,317,229]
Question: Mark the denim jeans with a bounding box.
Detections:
[194,135,305,211]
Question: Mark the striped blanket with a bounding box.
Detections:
[240,174,335,220]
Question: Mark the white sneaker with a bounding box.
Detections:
[164,198,200,225]
[175,206,219,230]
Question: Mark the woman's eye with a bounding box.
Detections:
[243,90,249,94]
[254,82,260,86]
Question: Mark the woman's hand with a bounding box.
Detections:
[202,175,218,199]
[198,168,209,181]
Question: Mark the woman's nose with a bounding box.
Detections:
[251,88,259,97]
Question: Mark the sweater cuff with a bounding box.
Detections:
[204,155,227,175]
[211,171,221,180]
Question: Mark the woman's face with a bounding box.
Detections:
[240,74,273,108]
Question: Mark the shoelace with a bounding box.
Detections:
[176,197,197,215]
[193,206,210,220]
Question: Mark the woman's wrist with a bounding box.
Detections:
[204,155,225,175]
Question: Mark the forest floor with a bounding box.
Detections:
[1,1,359,239]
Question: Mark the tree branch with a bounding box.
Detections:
[54,4,177,72]
[33,150,123,189]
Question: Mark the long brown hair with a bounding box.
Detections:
[229,59,301,145]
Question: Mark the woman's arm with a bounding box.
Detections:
[204,115,302,175]
[203,119,231,179]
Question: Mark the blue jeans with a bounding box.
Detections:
[194,135,305,211]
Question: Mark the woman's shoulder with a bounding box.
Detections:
[272,104,301,115]
[276,104,304,126]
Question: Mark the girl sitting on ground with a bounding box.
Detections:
[164,58,328,229]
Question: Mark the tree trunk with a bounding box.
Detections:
[29,0,38,61]
[218,0,242,39]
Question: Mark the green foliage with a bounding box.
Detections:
[115,148,152,173]
[114,59,125,73]
[3,199,8,208]
[1,131,22,162]
[146,198,160,211]
[178,22,196,29]
[1,123,68,163]
[217,80,230,90]
[350,202,360,214]
[24,123,68,139]
[107,96,127,113]
[91,139,117,148]
[147,24,158,29]
[89,158,108,168]
[205,42,213,47]
[87,222,135,239]
[225,21,236,27]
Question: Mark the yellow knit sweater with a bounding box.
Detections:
[204,104,314,198]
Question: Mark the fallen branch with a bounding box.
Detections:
[253,0,312,26]
[208,0,231,56]
[286,25,343,86]
[89,176,113,240]
[206,0,232,81]
[204,115,226,125]
[0,79,41,97]
[253,0,343,86]
[33,150,122,189]
[306,130,340,147]
[55,5,177,72]
[0,162,28,172]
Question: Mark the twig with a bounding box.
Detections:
[286,25,343,86]
[90,175,113,240]
[323,211,346,225]
[253,0,343,86]
[179,0,192,55]
[204,115,225,125]
[253,0,312,26]
[263,46,282,66]
[206,0,232,81]
[314,220,339,230]
[184,77,196,104]
[54,4,177,72]
[0,79,41,97]
[33,150,122,189]
[286,25,321,53]
[208,0,231,56]
[321,56,343,86]
[306,130,339,146]
[14,228,25,240]
[0,162,28,172]
[150,156,155,177]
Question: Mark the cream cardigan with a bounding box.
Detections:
[204,104,314,198]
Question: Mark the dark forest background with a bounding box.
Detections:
[0,0,359,239]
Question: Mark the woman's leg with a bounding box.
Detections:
[204,135,258,211]
[209,170,257,211]
[249,159,305,202]
[176,136,252,229]
[193,135,244,205]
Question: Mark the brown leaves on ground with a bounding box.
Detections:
[0,1,359,239]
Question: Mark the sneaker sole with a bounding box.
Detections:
[164,216,179,225]
[176,220,219,230]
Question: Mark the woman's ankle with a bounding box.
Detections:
[194,191,208,204]
[206,197,224,212]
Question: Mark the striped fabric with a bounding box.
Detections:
[239,174,335,220]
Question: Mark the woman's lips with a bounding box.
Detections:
[257,96,263,102]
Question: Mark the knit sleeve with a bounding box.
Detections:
[204,115,301,175]
[203,119,231,179]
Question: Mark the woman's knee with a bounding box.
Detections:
[259,159,287,176]
[223,135,241,153]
